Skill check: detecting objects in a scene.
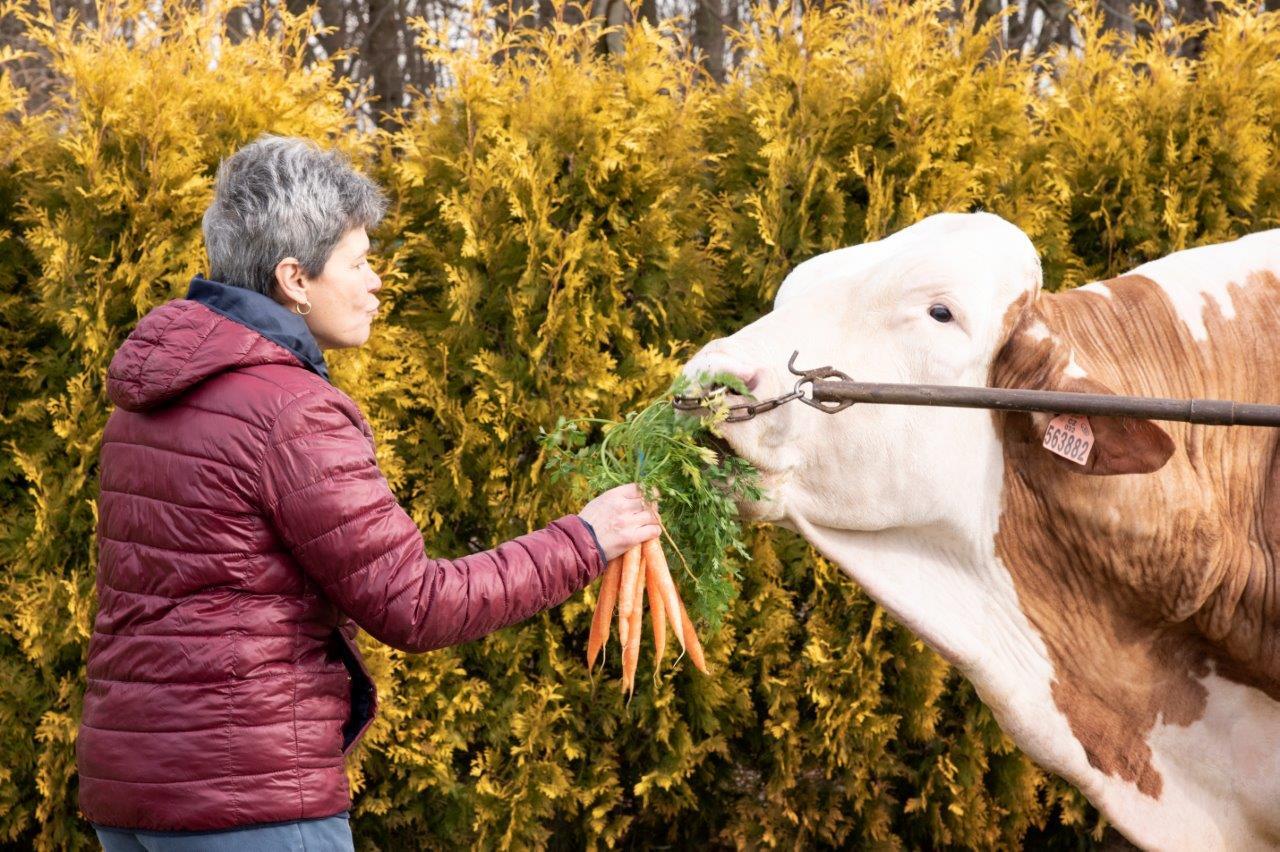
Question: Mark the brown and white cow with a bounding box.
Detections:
[683,212,1280,850]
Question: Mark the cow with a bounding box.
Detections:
[682,212,1280,850]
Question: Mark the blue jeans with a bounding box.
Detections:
[94,812,353,851]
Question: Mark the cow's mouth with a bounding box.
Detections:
[700,430,738,466]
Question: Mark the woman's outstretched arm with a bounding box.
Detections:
[260,390,610,653]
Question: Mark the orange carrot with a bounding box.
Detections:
[643,538,685,655]
[675,592,708,674]
[617,544,642,651]
[584,521,711,690]
[644,556,666,670]
[622,549,647,695]
[586,558,622,672]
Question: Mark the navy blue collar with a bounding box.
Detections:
[185,275,330,381]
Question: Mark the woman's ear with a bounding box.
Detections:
[991,301,1175,477]
[273,256,309,307]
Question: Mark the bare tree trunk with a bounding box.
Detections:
[1034,0,1072,54]
[1097,0,1134,39]
[73,0,98,28]
[726,0,744,71]
[536,0,554,26]
[495,0,535,35]
[591,0,628,55]
[315,0,347,69]
[225,2,259,45]
[973,0,1006,57]
[284,0,322,65]
[494,0,538,64]
[161,0,201,39]
[1175,0,1217,59]
[639,0,658,27]
[1007,0,1033,54]
[0,0,57,113]
[694,0,726,82]
[366,0,406,128]
[561,0,585,26]
[403,0,424,93]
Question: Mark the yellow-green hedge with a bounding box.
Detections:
[1,0,1278,848]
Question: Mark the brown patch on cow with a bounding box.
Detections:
[989,270,1280,798]
[991,289,1175,476]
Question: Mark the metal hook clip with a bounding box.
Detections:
[786,350,857,414]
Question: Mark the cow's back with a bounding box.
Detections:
[1125,228,1280,346]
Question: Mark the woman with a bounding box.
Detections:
[78,134,658,851]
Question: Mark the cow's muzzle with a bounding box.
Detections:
[672,350,856,422]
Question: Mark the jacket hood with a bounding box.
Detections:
[107,276,330,412]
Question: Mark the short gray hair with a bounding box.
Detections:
[201,134,388,296]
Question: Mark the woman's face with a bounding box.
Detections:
[295,227,382,350]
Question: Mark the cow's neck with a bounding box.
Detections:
[787,454,1280,850]
[786,494,1081,762]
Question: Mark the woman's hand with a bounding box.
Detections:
[579,483,662,562]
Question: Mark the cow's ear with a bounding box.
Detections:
[1024,376,1175,476]
[991,304,1175,476]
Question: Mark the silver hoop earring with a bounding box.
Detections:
[294,302,312,316]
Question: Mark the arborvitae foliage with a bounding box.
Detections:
[1037,6,1280,286]
[702,0,1045,317]
[1,0,1278,848]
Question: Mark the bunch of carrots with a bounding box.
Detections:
[586,535,706,696]
[542,370,762,696]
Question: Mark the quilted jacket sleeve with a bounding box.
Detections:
[260,390,605,653]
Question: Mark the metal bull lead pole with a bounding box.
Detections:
[673,351,1280,427]
[805,380,1280,427]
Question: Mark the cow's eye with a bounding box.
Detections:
[929,304,954,323]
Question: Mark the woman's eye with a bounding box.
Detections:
[929,304,953,323]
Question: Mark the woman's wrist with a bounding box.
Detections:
[576,515,609,568]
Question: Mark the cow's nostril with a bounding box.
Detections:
[687,351,766,397]
[709,369,759,396]
[706,370,752,394]
[726,368,762,394]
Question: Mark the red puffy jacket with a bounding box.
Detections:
[77,276,606,831]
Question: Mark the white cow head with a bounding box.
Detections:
[684,212,1045,536]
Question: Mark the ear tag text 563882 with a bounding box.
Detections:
[1042,414,1094,466]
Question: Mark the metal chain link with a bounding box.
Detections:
[672,351,848,422]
